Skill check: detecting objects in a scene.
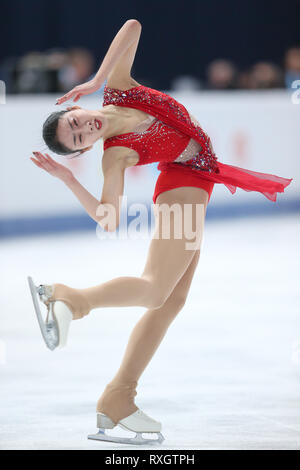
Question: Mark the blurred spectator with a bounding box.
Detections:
[0,47,95,94]
[236,69,251,89]
[15,52,51,93]
[0,47,297,93]
[14,50,69,93]
[206,59,238,89]
[0,56,18,93]
[44,49,69,92]
[58,48,95,92]
[284,46,300,89]
[170,75,202,91]
[247,61,284,89]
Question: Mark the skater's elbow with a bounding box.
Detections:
[95,217,119,232]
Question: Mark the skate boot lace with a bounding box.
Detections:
[37,285,58,346]
[37,284,54,307]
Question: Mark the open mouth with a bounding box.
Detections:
[94,119,102,130]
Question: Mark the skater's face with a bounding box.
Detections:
[56,106,105,153]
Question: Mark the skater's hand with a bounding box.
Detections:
[30,152,74,182]
[55,78,102,105]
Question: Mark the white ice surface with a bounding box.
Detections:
[0,215,300,450]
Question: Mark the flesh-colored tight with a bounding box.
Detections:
[49,187,208,424]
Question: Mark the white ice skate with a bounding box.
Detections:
[88,409,165,445]
[27,276,72,351]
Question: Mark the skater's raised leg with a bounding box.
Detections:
[47,187,207,320]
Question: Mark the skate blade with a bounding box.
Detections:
[88,428,165,445]
[27,276,59,351]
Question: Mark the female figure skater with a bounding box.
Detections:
[28,19,292,445]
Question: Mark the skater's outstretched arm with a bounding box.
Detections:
[30,150,131,231]
[64,148,131,231]
[56,19,142,105]
[30,152,103,225]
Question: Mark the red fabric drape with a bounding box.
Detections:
[158,161,293,202]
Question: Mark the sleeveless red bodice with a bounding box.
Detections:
[102,84,292,202]
[104,115,192,167]
[103,85,218,173]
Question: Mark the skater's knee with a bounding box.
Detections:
[146,284,172,310]
[158,293,187,318]
[149,296,166,310]
[150,282,190,311]
[168,293,187,312]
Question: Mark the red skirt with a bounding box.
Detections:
[153,164,215,204]
[153,160,293,204]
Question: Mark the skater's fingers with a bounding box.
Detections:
[73,93,83,103]
[40,153,55,166]
[30,157,42,167]
[32,151,45,161]
[45,153,55,162]
[45,154,60,167]
[41,161,53,171]
[56,89,76,105]
[34,153,50,166]
[33,151,50,161]
[32,155,51,171]
[43,154,56,167]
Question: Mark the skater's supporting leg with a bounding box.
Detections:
[95,187,207,424]
[49,187,208,320]
[96,248,201,424]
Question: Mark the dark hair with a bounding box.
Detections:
[42,110,78,156]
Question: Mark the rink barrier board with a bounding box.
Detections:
[0,198,299,238]
[1,91,299,237]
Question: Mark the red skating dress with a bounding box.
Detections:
[102,84,292,204]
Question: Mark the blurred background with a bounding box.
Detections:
[0,0,299,237]
[0,0,300,236]
[0,0,300,450]
[1,0,300,94]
